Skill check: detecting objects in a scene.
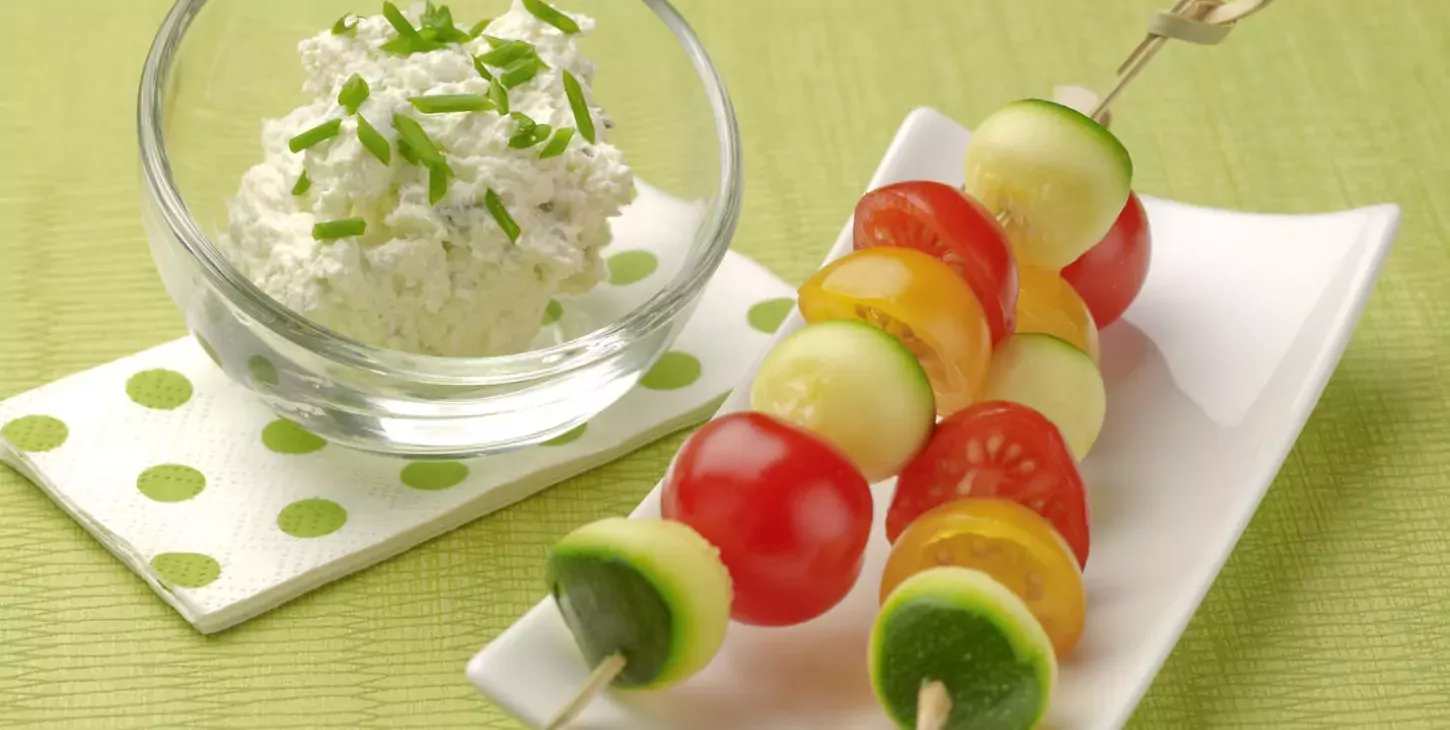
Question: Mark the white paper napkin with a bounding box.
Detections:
[0,249,794,635]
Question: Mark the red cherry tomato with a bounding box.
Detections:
[661,412,874,627]
[1061,191,1151,329]
[885,401,1090,568]
[853,181,1018,343]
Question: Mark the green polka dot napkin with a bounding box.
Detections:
[0,251,793,635]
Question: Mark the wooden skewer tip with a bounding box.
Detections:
[543,653,628,730]
[916,680,952,730]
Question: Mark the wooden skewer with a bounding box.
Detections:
[1089,0,1278,124]
[916,680,952,730]
[543,653,628,730]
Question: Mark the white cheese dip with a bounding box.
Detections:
[218,1,634,356]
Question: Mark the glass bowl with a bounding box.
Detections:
[137,0,741,457]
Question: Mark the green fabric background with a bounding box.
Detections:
[3,0,1449,727]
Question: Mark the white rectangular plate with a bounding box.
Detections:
[467,107,1400,729]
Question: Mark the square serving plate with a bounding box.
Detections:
[466,107,1401,729]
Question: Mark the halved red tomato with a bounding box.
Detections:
[885,401,1090,567]
[1061,191,1152,329]
[853,181,1018,343]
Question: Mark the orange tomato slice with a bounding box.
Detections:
[879,497,1086,657]
[797,248,992,416]
[1015,264,1100,364]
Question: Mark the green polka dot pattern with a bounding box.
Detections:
[607,250,659,285]
[137,464,206,503]
[640,352,702,391]
[277,499,348,538]
[126,369,194,410]
[150,552,221,589]
[401,461,470,491]
[261,420,326,455]
[748,298,796,334]
[542,422,587,446]
[1,415,68,453]
[248,356,279,387]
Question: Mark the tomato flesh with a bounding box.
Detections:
[886,401,1090,567]
[853,181,1018,343]
[1061,191,1152,328]
[797,247,992,416]
[661,412,874,627]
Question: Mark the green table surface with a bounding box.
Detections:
[4,1,1450,727]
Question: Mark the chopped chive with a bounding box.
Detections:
[523,0,581,34]
[478,39,537,67]
[482,34,510,48]
[487,78,509,114]
[500,56,544,88]
[381,33,445,55]
[392,115,444,167]
[539,127,574,158]
[562,70,595,143]
[508,113,550,149]
[420,3,472,43]
[356,115,391,165]
[428,162,449,205]
[409,94,492,114]
[288,119,343,153]
[485,189,520,243]
[331,14,359,36]
[397,137,419,165]
[381,1,444,54]
[338,74,370,114]
[382,1,420,38]
[468,19,491,38]
[472,55,495,81]
[292,170,312,195]
[313,218,367,240]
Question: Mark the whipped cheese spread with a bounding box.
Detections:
[218,1,634,356]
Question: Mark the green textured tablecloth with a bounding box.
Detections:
[3,1,1449,727]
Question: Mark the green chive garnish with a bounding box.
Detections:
[338,74,370,115]
[409,94,492,114]
[523,0,581,34]
[332,14,359,36]
[485,189,520,243]
[420,2,472,43]
[288,119,343,153]
[292,170,312,195]
[468,19,491,38]
[472,55,495,81]
[539,127,574,158]
[487,78,509,114]
[428,162,449,205]
[392,115,444,167]
[381,1,444,54]
[383,2,419,37]
[356,115,391,165]
[562,70,595,143]
[313,218,367,240]
[501,57,544,88]
[479,39,537,67]
[508,113,550,149]
[482,35,510,48]
[398,137,419,165]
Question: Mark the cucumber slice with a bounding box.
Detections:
[750,320,936,482]
[964,99,1132,270]
[546,517,731,689]
[982,333,1106,459]
[870,567,1056,730]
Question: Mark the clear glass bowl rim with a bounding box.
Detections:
[137,0,743,387]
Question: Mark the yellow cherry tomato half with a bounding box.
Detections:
[1015,264,1100,364]
[797,247,992,416]
[879,497,1086,657]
